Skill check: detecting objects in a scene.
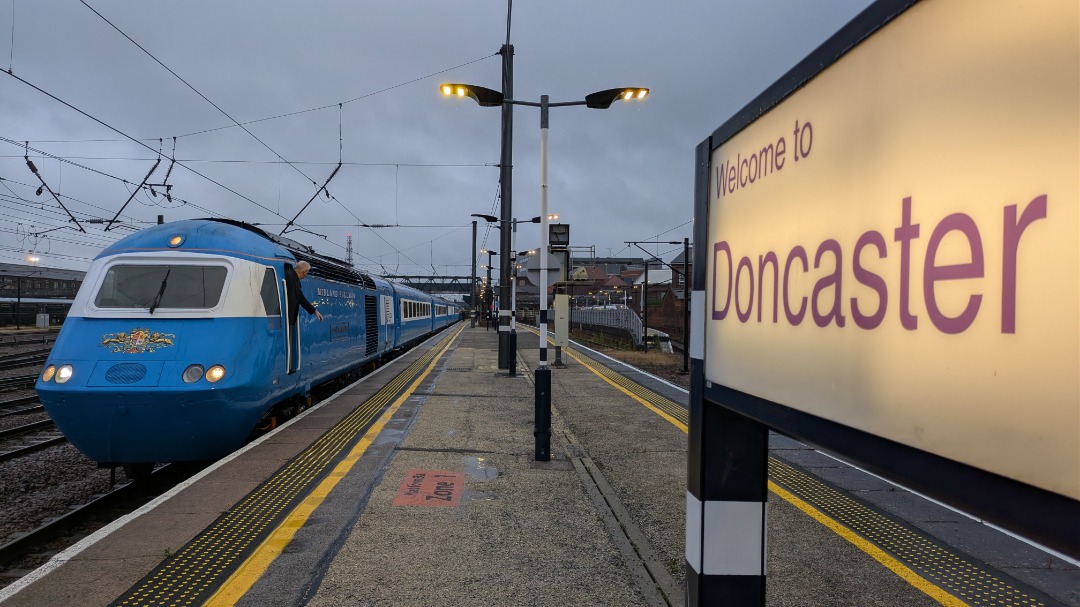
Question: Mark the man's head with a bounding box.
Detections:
[295,261,311,279]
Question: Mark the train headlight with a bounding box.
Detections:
[41,365,56,382]
[182,364,205,383]
[55,364,74,384]
[205,365,226,383]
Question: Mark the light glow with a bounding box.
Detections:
[41,365,55,382]
[637,89,649,99]
[441,84,452,95]
[206,365,226,383]
[56,364,73,384]
[456,86,466,97]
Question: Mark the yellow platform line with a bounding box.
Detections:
[203,324,462,607]
[537,329,969,607]
[562,347,687,432]
[768,480,968,607]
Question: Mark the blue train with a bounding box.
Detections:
[36,219,458,473]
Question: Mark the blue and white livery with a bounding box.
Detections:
[36,219,457,470]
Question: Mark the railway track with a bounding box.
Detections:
[0,462,205,572]
[0,420,66,463]
[0,333,56,348]
[0,375,37,392]
[0,349,50,372]
[0,395,44,419]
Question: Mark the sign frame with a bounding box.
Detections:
[687,1,1079,603]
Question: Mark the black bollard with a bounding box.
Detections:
[509,329,517,376]
[534,367,551,461]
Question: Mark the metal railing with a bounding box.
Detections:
[570,307,643,345]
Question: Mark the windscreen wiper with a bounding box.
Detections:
[148,269,170,314]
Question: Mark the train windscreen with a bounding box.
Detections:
[94,264,228,310]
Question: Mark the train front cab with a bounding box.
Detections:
[36,253,302,464]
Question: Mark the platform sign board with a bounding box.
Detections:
[690,0,1078,584]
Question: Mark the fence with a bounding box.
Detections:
[570,308,643,345]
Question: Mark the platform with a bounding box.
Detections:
[0,324,1074,606]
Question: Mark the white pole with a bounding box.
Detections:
[534,94,552,461]
[539,96,549,369]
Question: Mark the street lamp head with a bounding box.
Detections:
[480,249,497,256]
[471,213,499,223]
[440,83,504,107]
[584,87,650,109]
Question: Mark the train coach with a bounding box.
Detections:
[35,218,457,475]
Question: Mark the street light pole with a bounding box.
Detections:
[535,94,552,461]
[498,43,515,370]
[15,275,21,330]
[480,250,496,327]
[471,220,478,327]
[509,222,521,378]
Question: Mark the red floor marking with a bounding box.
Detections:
[393,469,463,507]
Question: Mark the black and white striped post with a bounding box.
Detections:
[686,140,768,605]
[534,94,552,461]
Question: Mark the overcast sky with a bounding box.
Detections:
[1,0,874,281]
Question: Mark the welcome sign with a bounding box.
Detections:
[704,0,1078,502]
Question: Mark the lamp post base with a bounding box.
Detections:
[498,331,509,369]
[508,329,517,376]
[534,366,551,461]
[553,345,566,369]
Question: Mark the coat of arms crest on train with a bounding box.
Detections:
[100,328,176,353]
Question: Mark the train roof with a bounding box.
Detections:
[98,218,379,289]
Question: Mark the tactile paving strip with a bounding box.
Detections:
[111,328,460,607]
[769,458,1049,607]
[562,346,689,428]
[557,335,1055,607]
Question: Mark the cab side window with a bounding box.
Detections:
[260,268,281,316]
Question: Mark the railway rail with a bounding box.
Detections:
[0,462,203,572]
[0,396,43,419]
[0,350,50,372]
[0,375,37,392]
[0,419,65,462]
[0,333,56,348]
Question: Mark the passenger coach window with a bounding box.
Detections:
[95,265,228,309]
[260,268,280,316]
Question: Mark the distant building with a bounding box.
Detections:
[0,262,84,299]
[0,262,85,327]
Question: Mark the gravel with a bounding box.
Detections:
[0,444,117,542]
[0,340,125,581]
